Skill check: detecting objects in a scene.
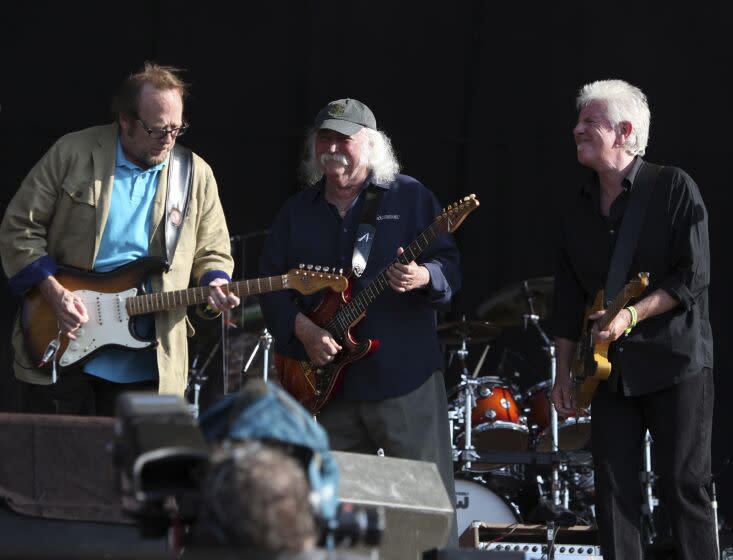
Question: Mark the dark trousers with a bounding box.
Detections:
[316,370,458,546]
[591,369,716,560]
[19,368,158,416]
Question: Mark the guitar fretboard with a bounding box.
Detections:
[125,275,287,316]
[325,217,446,338]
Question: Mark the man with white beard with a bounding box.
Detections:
[259,98,461,545]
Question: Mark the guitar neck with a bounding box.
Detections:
[329,222,441,335]
[598,289,629,330]
[126,275,288,316]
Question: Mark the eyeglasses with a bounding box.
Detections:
[135,117,189,139]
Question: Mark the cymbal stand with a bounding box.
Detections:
[242,328,274,382]
[525,311,561,507]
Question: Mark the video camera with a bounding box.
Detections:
[113,392,209,536]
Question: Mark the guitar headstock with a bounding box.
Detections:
[435,194,480,235]
[285,265,348,295]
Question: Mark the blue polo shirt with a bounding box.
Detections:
[82,140,166,383]
[258,174,461,400]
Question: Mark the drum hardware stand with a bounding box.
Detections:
[186,339,220,419]
[242,327,274,382]
[640,429,659,545]
[448,407,464,462]
[525,311,561,507]
[454,333,483,470]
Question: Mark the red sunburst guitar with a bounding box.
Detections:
[22,257,347,373]
[571,272,650,407]
[276,194,481,415]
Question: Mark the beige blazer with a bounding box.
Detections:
[0,123,234,395]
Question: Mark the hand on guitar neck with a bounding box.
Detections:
[206,277,241,312]
[588,307,633,343]
[385,247,430,293]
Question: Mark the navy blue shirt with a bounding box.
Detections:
[258,174,461,400]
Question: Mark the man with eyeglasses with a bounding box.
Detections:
[0,62,238,415]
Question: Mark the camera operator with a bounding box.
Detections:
[193,441,319,557]
[193,379,382,559]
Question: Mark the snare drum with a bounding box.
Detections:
[454,477,521,537]
[521,380,591,452]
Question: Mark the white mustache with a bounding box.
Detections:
[320,153,349,166]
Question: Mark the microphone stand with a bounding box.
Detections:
[186,338,220,419]
[222,230,271,392]
[242,328,274,382]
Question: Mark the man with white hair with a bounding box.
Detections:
[259,98,460,543]
[551,80,715,559]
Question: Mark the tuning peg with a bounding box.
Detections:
[323,266,330,272]
[339,268,343,274]
[315,265,322,271]
[299,263,305,269]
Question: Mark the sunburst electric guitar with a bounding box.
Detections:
[276,194,481,415]
[571,272,650,407]
[22,257,347,372]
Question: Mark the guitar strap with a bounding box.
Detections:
[603,161,665,305]
[164,144,194,271]
[351,184,385,277]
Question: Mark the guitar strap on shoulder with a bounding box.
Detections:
[351,184,385,277]
[603,161,665,305]
[164,144,194,271]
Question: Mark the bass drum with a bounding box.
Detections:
[454,477,521,538]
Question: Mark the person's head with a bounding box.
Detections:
[112,62,189,169]
[195,442,318,554]
[573,79,650,171]
[300,98,400,187]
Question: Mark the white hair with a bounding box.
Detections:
[299,127,401,186]
[576,79,651,157]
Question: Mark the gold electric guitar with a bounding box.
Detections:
[571,272,650,407]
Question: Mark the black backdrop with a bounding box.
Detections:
[1,0,732,523]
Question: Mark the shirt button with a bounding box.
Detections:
[618,347,624,353]
[343,228,348,233]
[610,229,615,235]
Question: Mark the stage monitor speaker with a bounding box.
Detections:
[332,451,453,560]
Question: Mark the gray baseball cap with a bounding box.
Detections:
[314,98,376,136]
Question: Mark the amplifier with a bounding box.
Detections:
[482,542,602,559]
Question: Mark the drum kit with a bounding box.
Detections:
[441,277,596,537]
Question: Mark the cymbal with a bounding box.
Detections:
[476,276,554,327]
[437,320,502,345]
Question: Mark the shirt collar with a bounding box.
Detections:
[115,136,169,173]
[582,156,644,198]
[308,171,390,204]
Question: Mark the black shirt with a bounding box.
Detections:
[552,157,713,396]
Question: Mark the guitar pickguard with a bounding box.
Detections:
[59,288,153,367]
